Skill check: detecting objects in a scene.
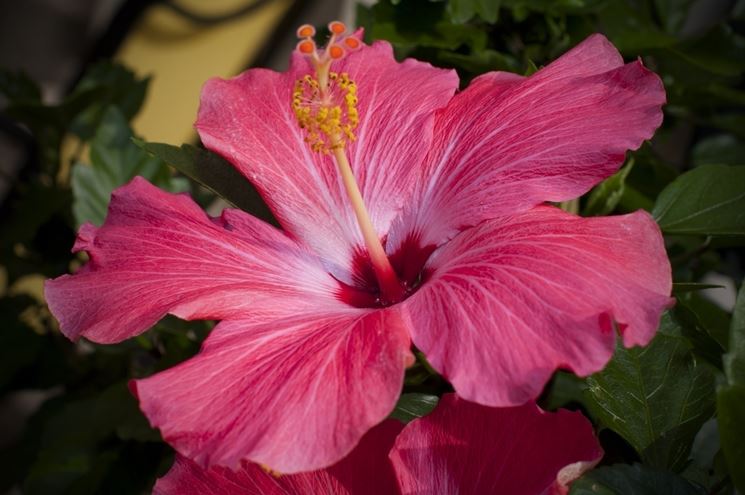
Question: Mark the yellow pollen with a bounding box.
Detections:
[260,465,282,478]
[292,71,359,154]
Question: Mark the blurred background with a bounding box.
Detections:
[1,0,743,493]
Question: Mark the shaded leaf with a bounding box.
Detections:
[679,292,731,350]
[543,371,588,411]
[71,107,188,227]
[136,140,275,222]
[671,283,724,294]
[716,384,745,492]
[724,284,745,385]
[0,68,42,103]
[661,307,724,370]
[652,164,745,237]
[584,160,634,216]
[570,463,706,494]
[653,0,696,34]
[67,61,150,140]
[23,383,155,495]
[691,134,745,167]
[360,0,487,51]
[389,393,439,422]
[447,0,500,23]
[667,26,745,77]
[0,296,44,391]
[597,1,677,54]
[584,328,716,470]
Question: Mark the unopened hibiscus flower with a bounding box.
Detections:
[154,394,603,495]
[46,23,672,472]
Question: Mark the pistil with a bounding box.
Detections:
[330,136,405,302]
[292,22,405,303]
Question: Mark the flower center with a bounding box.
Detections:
[293,22,405,304]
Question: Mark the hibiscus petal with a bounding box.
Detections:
[403,206,673,406]
[196,39,457,282]
[132,308,411,473]
[389,394,603,495]
[45,177,337,343]
[388,34,665,251]
[153,420,403,495]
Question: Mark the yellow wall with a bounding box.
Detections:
[115,0,293,145]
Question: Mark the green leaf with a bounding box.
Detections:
[361,0,487,51]
[597,1,678,54]
[671,283,725,294]
[437,49,519,74]
[71,107,188,227]
[583,328,716,470]
[717,384,745,492]
[23,383,155,495]
[653,0,696,34]
[389,393,439,422]
[584,160,634,216]
[724,285,745,385]
[660,307,724,370]
[447,0,500,23]
[0,69,42,103]
[667,26,745,77]
[652,164,745,237]
[708,114,745,139]
[679,293,731,350]
[136,140,275,222]
[67,61,150,140]
[691,135,745,167]
[543,371,588,411]
[0,296,44,391]
[570,463,706,494]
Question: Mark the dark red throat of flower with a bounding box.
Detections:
[336,234,436,308]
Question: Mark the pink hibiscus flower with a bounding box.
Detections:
[45,23,672,473]
[153,394,603,495]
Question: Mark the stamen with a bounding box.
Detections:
[291,21,404,303]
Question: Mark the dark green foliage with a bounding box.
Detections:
[390,393,439,422]
[72,108,188,227]
[570,463,706,494]
[135,141,275,224]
